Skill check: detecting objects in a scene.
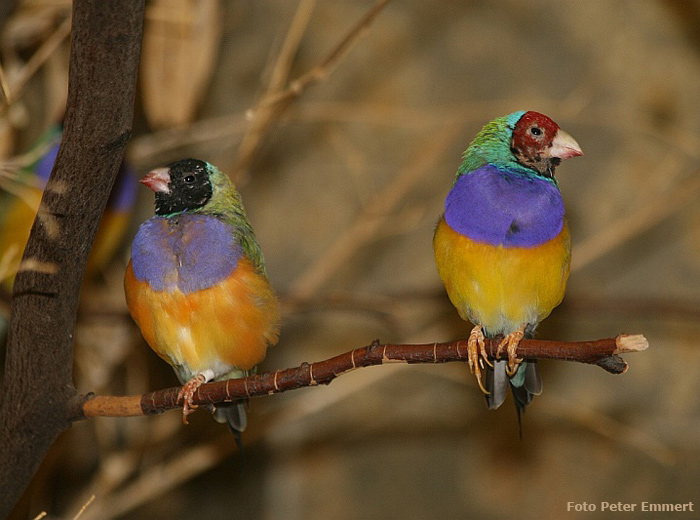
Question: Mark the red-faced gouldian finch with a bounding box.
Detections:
[433,111,582,421]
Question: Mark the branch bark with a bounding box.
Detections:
[80,334,648,419]
[0,0,144,516]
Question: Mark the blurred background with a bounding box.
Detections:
[1,0,699,518]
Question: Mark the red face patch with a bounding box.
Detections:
[512,111,560,155]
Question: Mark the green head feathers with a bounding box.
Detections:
[455,111,582,186]
[456,111,527,179]
[204,162,268,274]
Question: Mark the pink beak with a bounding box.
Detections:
[140,167,171,193]
[549,129,583,160]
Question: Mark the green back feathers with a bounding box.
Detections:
[202,163,268,275]
[456,111,533,181]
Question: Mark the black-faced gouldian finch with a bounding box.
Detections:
[433,111,582,421]
[124,158,280,439]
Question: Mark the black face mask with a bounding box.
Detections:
[155,158,213,216]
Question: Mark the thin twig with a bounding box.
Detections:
[80,334,647,419]
[79,435,235,520]
[232,0,316,178]
[77,439,233,520]
[127,112,247,166]
[0,16,72,114]
[0,62,11,103]
[290,120,462,299]
[571,170,700,271]
[248,0,392,116]
[232,0,391,178]
[541,396,675,465]
[73,495,96,520]
[268,0,317,93]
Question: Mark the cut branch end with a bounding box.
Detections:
[614,334,649,353]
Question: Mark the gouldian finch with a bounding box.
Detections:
[0,125,137,289]
[433,111,582,417]
[124,158,280,437]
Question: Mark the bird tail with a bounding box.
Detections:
[485,360,542,437]
[485,359,542,409]
[483,329,543,436]
[214,400,248,454]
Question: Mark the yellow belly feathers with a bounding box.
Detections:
[433,217,570,336]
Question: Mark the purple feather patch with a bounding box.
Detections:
[444,165,564,247]
[131,214,243,293]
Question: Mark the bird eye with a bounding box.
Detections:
[530,127,542,136]
[184,175,195,183]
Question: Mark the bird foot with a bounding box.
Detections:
[466,325,491,395]
[178,374,207,425]
[495,327,525,376]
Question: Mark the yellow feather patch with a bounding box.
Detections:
[0,186,132,287]
[433,217,570,335]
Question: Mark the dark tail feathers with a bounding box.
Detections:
[214,400,248,454]
[484,359,542,438]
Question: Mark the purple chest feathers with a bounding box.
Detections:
[444,165,565,247]
[131,214,243,293]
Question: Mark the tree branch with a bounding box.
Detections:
[80,334,648,419]
[0,0,144,516]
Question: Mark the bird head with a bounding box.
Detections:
[140,158,243,219]
[457,111,582,183]
[510,111,583,179]
[141,158,213,216]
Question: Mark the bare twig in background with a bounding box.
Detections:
[267,0,317,92]
[139,0,222,128]
[72,495,96,520]
[232,0,391,179]
[571,169,700,271]
[128,98,693,175]
[0,62,11,102]
[80,334,647,419]
[249,0,392,115]
[542,397,676,466]
[0,15,71,114]
[127,100,525,166]
[231,0,315,179]
[290,121,462,300]
[560,295,700,322]
[127,112,247,166]
[78,437,233,520]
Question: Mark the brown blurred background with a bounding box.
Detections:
[1,0,699,518]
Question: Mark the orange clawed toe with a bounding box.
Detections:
[466,325,492,395]
[466,325,528,393]
[177,373,208,424]
[496,326,525,376]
